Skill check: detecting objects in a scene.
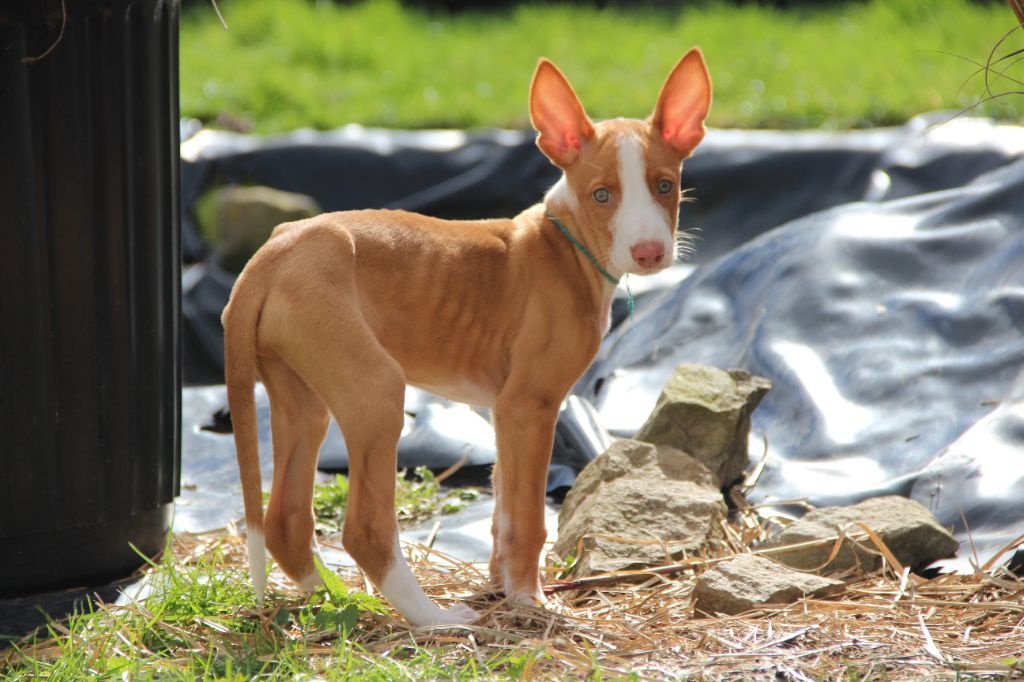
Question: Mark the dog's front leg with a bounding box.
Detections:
[490,394,560,604]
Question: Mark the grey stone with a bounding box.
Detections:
[693,554,845,616]
[761,495,959,574]
[558,438,716,522]
[635,364,771,488]
[553,439,727,576]
[212,185,321,273]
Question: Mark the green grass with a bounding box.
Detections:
[0,541,525,680]
[0,541,600,680]
[0,475,491,680]
[180,0,1024,133]
[310,467,480,535]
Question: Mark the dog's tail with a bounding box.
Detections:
[222,269,268,603]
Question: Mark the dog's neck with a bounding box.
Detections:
[546,212,621,287]
[511,196,618,336]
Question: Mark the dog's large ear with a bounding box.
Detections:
[530,58,595,167]
[651,48,712,157]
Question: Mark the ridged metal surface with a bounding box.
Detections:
[0,0,180,592]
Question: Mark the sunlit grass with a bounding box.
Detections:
[0,531,596,681]
[180,0,1023,132]
[0,473,485,680]
[3,498,1020,679]
[0,535,518,680]
[309,467,480,535]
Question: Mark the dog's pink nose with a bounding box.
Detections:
[631,241,665,268]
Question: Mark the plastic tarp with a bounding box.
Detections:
[581,150,1024,571]
[180,114,1024,568]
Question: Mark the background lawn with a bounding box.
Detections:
[180,0,1023,133]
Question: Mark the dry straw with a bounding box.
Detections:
[196,512,1024,678]
[4,506,1022,680]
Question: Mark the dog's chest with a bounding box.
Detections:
[410,380,497,408]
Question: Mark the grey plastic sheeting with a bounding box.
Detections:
[177,384,605,532]
[580,135,1024,571]
[180,115,1024,569]
[176,384,557,565]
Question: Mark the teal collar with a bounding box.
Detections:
[546,212,635,316]
[546,213,619,285]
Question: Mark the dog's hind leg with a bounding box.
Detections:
[280,304,477,627]
[260,355,331,592]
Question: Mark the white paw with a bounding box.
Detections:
[505,588,546,607]
[423,602,479,627]
[295,570,323,594]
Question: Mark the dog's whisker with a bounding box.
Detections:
[673,228,701,262]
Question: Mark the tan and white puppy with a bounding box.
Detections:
[223,51,712,626]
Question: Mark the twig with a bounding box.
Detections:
[22,0,67,64]
[435,453,470,483]
[544,533,873,595]
[209,0,228,30]
[917,612,946,663]
[855,522,905,577]
[1013,0,1024,27]
[426,520,442,549]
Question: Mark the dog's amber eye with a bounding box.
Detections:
[657,179,674,194]
[593,187,611,204]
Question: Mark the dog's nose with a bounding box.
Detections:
[631,241,665,268]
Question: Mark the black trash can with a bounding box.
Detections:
[0,0,181,594]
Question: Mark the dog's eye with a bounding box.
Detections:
[593,187,611,204]
[657,179,674,194]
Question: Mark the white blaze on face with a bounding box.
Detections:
[609,132,675,274]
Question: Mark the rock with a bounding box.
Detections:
[693,554,845,616]
[558,438,716,521]
[553,439,727,576]
[212,185,321,273]
[761,495,959,574]
[635,364,771,488]
[557,478,727,576]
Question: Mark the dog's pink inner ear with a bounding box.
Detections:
[651,48,713,157]
[529,59,595,167]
